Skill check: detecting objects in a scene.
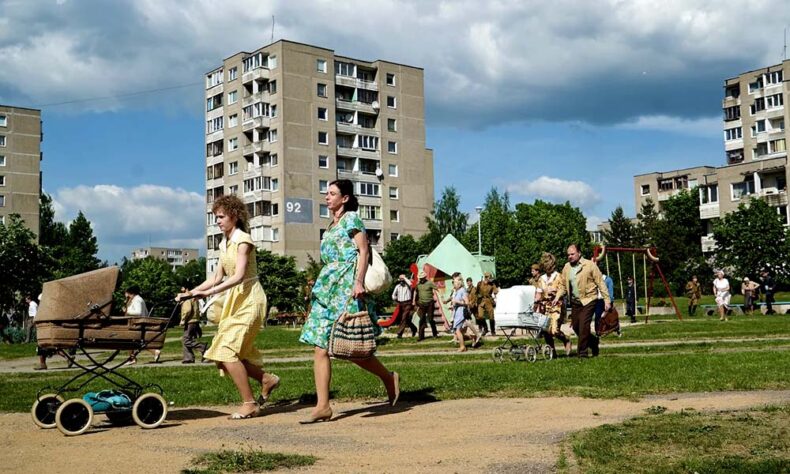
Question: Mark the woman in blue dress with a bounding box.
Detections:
[299,179,399,423]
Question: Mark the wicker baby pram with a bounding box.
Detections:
[31,266,174,436]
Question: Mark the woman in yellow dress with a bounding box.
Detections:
[178,195,279,419]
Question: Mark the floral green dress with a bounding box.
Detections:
[299,211,380,348]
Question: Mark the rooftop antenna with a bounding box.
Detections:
[271,15,275,44]
[784,27,787,61]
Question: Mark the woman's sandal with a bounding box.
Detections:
[299,407,333,424]
[228,401,261,420]
[257,374,281,405]
[389,372,400,407]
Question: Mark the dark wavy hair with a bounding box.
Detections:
[212,194,249,233]
[329,179,359,212]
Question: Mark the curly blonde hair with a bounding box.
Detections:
[539,252,557,275]
[212,195,249,233]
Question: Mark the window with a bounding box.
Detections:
[358,205,381,220]
[335,61,355,77]
[767,71,783,85]
[269,104,277,118]
[318,131,329,145]
[318,107,328,120]
[228,67,238,81]
[268,55,277,69]
[228,161,238,175]
[732,177,755,200]
[319,180,328,193]
[752,120,766,136]
[640,184,650,196]
[317,83,327,97]
[387,118,397,132]
[389,186,399,199]
[359,135,378,150]
[727,148,744,164]
[359,114,375,128]
[271,178,279,191]
[271,228,279,242]
[228,185,238,195]
[318,155,329,168]
[748,78,763,93]
[206,117,223,133]
[766,93,784,108]
[243,52,267,72]
[390,210,399,222]
[699,185,718,204]
[268,129,278,143]
[750,98,765,114]
[319,204,329,218]
[723,106,740,121]
[206,69,223,88]
[769,138,786,154]
[0,176,5,186]
[0,156,4,166]
[358,89,377,104]
[386,73,395,86]
[725,85,740,99]
[390,233,400,241]
[262,153,278,167]
[206,139,223,157]
[0,115,6,127]
[228,137,238,151]
[317,59,327,73]
[387,141,397,154]
[244,177,261,193]
[0,194,4,206]
[388,164,398,177]
[228,114,238,128]
[358,182,380,196]
[0,136,6,147]
[724,127,742,141]
[387,96,396,108]
[267,80,277,94]
[228,90,238,104]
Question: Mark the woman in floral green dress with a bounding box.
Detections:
[299,179,399,423]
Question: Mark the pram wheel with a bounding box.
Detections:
[31,393,64,429]
[492,347,505,363]
[509,346,525,362]
[55,399,94,436]
[132,393,168,429]
[542,345,554,360]
[525,346,538,363]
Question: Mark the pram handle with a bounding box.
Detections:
[175,294,197,302]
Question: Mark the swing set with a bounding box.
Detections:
[592,245,682,322]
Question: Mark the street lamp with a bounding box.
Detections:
[475,206,483,255]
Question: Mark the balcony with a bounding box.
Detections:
[241,67,270,84]
[701,235,717,253]
[206,83,224,95]
[657,189,682,201]
[336,145,379,161]
[336,168,381,183]
[242,116,270,132]
[334,75,378,91]
[242,141,268,156]
[243,165,262,179]
[335,99,378,114]
[699,202,720,219]
[759,190,789,207]
[336,122,379,136]
[242,92,264,107]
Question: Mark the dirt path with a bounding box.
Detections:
[3,390,788,473]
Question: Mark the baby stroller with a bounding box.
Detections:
[32,267,174,436]
[492,286,551,363]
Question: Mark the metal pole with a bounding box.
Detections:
[475,206,483,254]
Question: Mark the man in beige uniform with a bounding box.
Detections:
[553,244,610,358]
[476,272,498,336]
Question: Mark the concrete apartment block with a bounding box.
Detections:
[131,247,200,268]
[0,105,42,238]
[204,40,434,271]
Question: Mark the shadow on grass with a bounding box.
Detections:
[168,408,229,421]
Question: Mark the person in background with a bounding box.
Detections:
[392,274,417,338]
[449,276,470,352]
[180,287,208,364]
[476,272,499,336]
[124,285,161,365]
[553,244,610,358]
[24,295,37,343]
[713,270,731,322]
[537,252,571,357]
[625,276,637,323]
[529,264,541,286]
[741,277,758,315]
[685,275,702,317]
[593,267,615,335]
[413,271,439,341]
[760,269,776,315]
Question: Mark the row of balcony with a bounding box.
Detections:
[242,67,270,84]
[335,74,378,91]
[698,190,789,220]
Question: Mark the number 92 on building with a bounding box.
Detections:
[284,198,313,224]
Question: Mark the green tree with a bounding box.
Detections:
[712,197,788,280]
[55,211,102,279]
[383,234,427,278]
[422,186,468,250]
[256,249,302,317]
[462,188,521,285]
[515,199,590,275]
[116,257,180,316]
[602,206,636,247]
[303,254,323,283]
[653,190,706,293]
[174,257,207,290]
[0,215,46,315]
[634,198,660,246]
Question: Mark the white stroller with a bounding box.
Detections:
[492,286,552,362]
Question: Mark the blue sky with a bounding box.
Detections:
[1,0,788,263]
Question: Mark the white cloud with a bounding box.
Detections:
[586,215,606,231]
[506,176,601,209]
[0,0,787,125]
[616,115,722,137]
[52,184,205,263]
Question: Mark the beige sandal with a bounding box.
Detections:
[228,401,260,420]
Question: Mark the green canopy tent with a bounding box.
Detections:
[415,233,496,300]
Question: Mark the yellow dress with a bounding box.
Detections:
[203,229,267,364]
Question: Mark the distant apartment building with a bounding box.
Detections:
[633,60,788,253]
[204,40,434,271]
[131,247,199,268]
[0,105,42,237]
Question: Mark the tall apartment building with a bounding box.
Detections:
[0,105,42,237]
[131,247,199,268]
[204,40,434,271]
[633,60,788,253]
